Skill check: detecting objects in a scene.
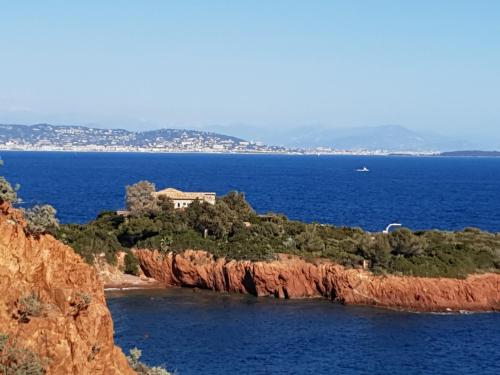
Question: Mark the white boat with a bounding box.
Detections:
[383,223,402,234]
[356,167,370,172]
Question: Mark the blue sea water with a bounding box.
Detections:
[107,288,500,375]
[2,151,500,374]
[1,151,500,232]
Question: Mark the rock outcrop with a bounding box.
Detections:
[94,252,160,290]
[135,249,500,312]
[0,203,135,374]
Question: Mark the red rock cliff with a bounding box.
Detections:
[0,203,135,375]
[135,249,500,312]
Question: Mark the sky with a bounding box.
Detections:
[0,1,499,146]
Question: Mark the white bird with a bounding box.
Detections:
[383,223,402,234]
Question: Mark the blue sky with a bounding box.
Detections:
[0,1,499,146]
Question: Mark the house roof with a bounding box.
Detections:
[154,187,215,200]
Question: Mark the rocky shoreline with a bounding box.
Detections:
[93,252,161,290]
[133,249,500,313]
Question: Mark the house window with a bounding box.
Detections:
[177,203,181,208]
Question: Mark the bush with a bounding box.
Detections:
[157,195,175,213]
[124,252,140,276]
[169,230,219,254]
[295,227,325,253]
[127,347,171,375]
[0,177,17,204]
[17,292,43,323]
[56,224,122,264]
[125,181,158,215]
[185,200,236,239]
[0,335,7,352]
[24,205,59,236]
[220,191,255,221]
[0,334,45,375]
[357,234,391,267]
[70,292,91,316]
[117,216,164,247]
[0,160,19,204]
[389,228,426,256]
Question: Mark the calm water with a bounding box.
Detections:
[107,288,500,375]
[1,151,500,232]
[2,151,500,374]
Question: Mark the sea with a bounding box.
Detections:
[1,151,499,374]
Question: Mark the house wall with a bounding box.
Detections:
[204,194,216,205]
[171,195,216,209]
[172,199,194,209]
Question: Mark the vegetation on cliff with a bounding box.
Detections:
[23,205,59,236]
[55,181,500,278]
[127,347,171,375]
[0,160,18,204]
[0,333,44,375]
[1,160,58,236]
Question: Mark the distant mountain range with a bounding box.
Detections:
[285,125,470,151]
[208,124,474,152]
[0,123,288,153]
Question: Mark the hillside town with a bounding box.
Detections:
[0,124,424,155]
[0,124,291,153]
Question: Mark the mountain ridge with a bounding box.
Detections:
[207,124,473,151]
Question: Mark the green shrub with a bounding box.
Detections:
[70,292,91,316]
[0,335,7,352]
[185,200,236,239]
[220,191,255,220]
[170,230,220,254]
[295,227,325,252]
[56,224,122,264]
[389,228,426,256]
[124,252,140,276]
[126,347,171,375]
[0,334,45,375]
[357,234,391,268]
[157,195,175,213]
[23,205,59,236]
[0,160,19,204]
[0,177,17,204]
[17,292,43,323]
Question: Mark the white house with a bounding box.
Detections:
[153,187,216,209]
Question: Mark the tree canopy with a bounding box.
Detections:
[56,183,500,278]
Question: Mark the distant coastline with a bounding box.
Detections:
[1,123,497,156]
[439,150,500,157]
[4,146,500,157]
[0,146,420,156]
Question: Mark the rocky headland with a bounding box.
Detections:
[135,249,500,313]
[0,203,135,374]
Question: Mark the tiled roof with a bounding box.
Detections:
[154,188,215,200]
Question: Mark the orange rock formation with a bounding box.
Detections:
[0,203,134,374]
[135,249,500,312]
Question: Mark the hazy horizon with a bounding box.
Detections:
[1,1,499,148]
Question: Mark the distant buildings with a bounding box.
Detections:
[0,124,294,154]
[153,188,216,209]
